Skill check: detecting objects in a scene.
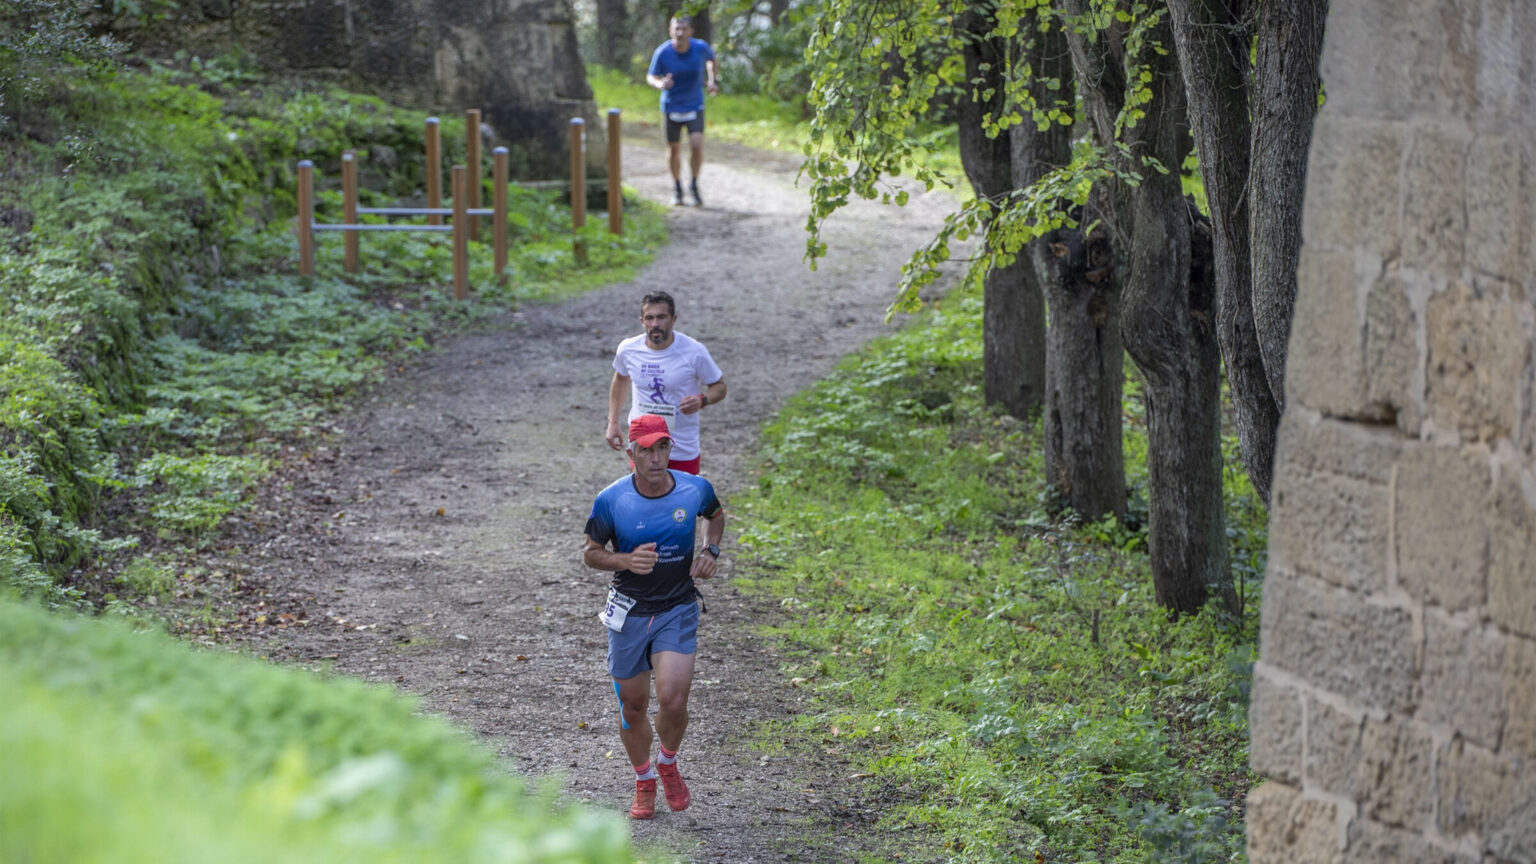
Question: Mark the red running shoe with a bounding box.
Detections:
[656,761,691,812]
[629,778,657,819]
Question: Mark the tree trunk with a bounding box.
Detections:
[768,0,789,26]
[1062,5,1228,613]
[1250,0,1327,427]
[595,0,632,72]
[1123,48,1228,614]
[957,0,1045,419]
[1040,216,1125,521]
[1019,14,1124,520]
[1165,0,1282,505]
[983,255,1047,419]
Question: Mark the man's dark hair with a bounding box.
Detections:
[641,291,676,315]
[671,14,692,27]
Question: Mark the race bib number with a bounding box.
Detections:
[599,587,637,632]
[667,111,699,123]
[637,400,677,430]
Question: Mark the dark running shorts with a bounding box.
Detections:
[607,600,699,680]
[664,110,706,143]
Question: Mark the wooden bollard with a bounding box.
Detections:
[342,150,359,273]
[493,146,508,283]
[607,108,622,235]
[297,159,315,276]
[466,108,481,241]
[425,117,442,226]
[570,117,586,264]
[452,165,468,300]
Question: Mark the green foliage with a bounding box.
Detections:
[1119,788,1243,863]
[737,286,1258,861]
[2,55,666,599]
[800,0,969,264]
[0,596,637,863]
[116,553,177,596]
[0,0,125,132]
[710,0,817,104]
[799,1,1200,319]
[133,452,266,542]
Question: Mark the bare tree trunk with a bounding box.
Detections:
[1165,0,1281,505]
[596,0,633,72]
[1020,14,1125,520]
[983,256,1047,418]
[1250,0,1327,421]
[768,0,789,26]
[957,0,1045,419]
[1063,5,1228,613]
[1124,45,1228,614]
[1040,214,1125,521]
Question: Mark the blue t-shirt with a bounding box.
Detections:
[585,471,722,615]
[649,38,715,114]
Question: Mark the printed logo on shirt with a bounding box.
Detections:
[672,507,687,523]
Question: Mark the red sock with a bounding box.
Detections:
[633,760,656,781]
[658,745,678,766]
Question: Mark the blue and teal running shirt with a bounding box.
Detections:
[649,38,715,114]
[585,471,722,615]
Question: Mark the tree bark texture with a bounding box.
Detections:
[1040,217,1126,521]
[1126,27,1228,615]
[595,0,633,72]
[1165,0,1281,505]
[1018,14,1126,520]
[1249,0,1327,424]
[1062,5,1228,613]
[957,0,1046,419]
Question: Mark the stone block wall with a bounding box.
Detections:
[1250,1,1536,861]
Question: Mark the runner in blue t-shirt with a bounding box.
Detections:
[646,14,719,207]
[583,413,725,820]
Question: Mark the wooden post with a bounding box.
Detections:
[569,117,586,264]
[342,150,359,273]
[466,108,481,241]
[493,146,508,283]
[452,165,468,300]
[425,117,442,226]
[607,108,622,235]
[297,160,315,276]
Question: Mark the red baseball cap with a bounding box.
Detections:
[628,414,671,448]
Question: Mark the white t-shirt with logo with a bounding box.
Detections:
[613,331,723,461]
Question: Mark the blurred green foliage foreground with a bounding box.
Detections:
[0,596,635,863]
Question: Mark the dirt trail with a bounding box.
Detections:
[228,126,956,861]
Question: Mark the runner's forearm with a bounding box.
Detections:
[702,378,726,407]
[608,373,630,427]
[702,511,725,547]
[584,538,633,572]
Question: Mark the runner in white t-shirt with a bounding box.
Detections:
[605,291,726,475]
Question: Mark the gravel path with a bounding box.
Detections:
[226,126,957,861]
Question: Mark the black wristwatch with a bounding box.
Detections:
[703,543,721,559]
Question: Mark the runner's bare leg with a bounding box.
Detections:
[651,650,696,751]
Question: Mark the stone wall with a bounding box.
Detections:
[122,0,600,178]
[1249,1,1536,861]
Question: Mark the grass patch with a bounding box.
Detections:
[734,288,1263,862]
[0,595,636,863]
